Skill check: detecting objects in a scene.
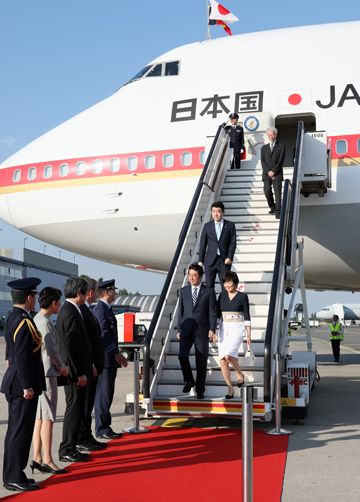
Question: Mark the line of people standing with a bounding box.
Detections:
[1,275,126,492]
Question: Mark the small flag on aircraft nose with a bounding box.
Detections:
[208,0,239,23]
[209,19,233,36]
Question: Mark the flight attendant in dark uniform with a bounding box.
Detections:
[224,112,245,169]
[1,277,45,492]
[93,279,127,439]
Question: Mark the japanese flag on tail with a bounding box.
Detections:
[208,0,239,23]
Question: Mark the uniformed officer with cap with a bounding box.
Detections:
[223,112,245,170]
[1,277,45,492]
[93,279,127,439]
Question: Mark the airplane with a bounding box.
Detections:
[316,303,360,321]
[0,20,360,291]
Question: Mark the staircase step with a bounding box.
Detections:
[150,397,268,418]
[161,368,264,383]
[234,252,275,263]
[155,383,264,401]
[232,262,274,273]
[236,243,277,253]
[168,340,265,355]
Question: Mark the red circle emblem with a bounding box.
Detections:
[288,93,302,105]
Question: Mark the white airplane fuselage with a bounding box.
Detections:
[1,22,360,290]
[317,303,360,321]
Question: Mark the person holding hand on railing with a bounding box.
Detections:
[214,271,251,399]
[261,127,285,219]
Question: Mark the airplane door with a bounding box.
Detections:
[275,113,316,166]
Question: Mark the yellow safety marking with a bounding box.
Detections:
[281,398,297,407]
[161,418,190,428]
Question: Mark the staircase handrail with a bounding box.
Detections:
[263,121,305,403]
[286,121,305,274]
[143,125,227,398]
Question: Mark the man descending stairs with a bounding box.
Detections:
[149,162,293,420]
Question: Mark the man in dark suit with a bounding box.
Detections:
[1,277,45,492]
[261,127,286,219]
[77,276,105,452]
[177,264,217,399]
[93,279,127,440]
[198,201,237,290]
[223,112,245,169]
[57,277,93,463]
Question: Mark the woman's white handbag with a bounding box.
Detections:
[243,347,256,382]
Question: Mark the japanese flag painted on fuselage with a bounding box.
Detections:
[208,0,239,23]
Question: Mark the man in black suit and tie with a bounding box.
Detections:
[223,112,245,170]
[57,277,93,463]
[1,278,45,492]
[198,201,237,290]
[261,127,286,219]
[176,264,217,399]
[77,276,105,452]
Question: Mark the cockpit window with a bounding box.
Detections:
[127,65,151,84]
[123,60,179,86]
[165,61,179,76]
[146,64,162,78]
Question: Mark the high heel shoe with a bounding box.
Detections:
[225,388,234,399]
[40,463,68,475]
[30,460,44,474]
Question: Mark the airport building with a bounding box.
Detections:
[0,248,78,320]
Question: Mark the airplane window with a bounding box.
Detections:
[59,163,69,177]
[28,167,36,180]
[127,156,138,171]
[181,152,192,167]
[144,155,156,169]
[76,161,86,176]
[43,165,52,179]
[110,158,120,172]
[163,153,174,168]
[92,159,102,174]
[199,151,206,165]
[12,169,21,182]
[165,61,179,76]
[146,64,162,78]
[125,65,151,85]
[335,139,347,155]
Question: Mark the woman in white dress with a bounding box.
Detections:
[216,271,251,399]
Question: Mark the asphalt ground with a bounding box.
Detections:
[0,328,360,500]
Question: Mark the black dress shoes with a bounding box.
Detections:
[268,209,275,215]
[182,382,195,393]
[97,431,123,440]
[196,392,205,399]
[59,451,90,463]
[4,481,40,492]
[77,440,105,451]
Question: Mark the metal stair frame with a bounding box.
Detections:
[143,125,232,407]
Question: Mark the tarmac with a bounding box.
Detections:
[0,327,359,501]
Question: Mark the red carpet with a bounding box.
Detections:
[2,427,288,501]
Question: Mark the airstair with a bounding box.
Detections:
[143,119,331,420]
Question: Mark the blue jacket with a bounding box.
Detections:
[92,301,119,368]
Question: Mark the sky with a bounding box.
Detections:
[1,0,360,308]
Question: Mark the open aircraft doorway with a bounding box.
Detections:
[275,113,316,167]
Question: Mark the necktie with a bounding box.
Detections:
[192,287,198,307]
[216,222,221,255]
[270,141,275,151]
